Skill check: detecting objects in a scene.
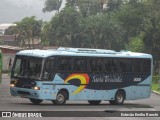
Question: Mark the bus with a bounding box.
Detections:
[0,50,2,84]
[10,47,153,105]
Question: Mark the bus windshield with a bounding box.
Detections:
[12,56,43,80]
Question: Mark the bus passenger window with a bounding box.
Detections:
[90,59,97,72]
[119,59,132,72]
[58,57,72,71]
[97,59,103,72]
[133,59,142,72]
[112,59,120,72]
[104,59,112,72]
[90,59,103,72]
[74,58,87,72]
[142,59,151,73]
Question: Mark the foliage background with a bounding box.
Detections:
[4,0,160,74]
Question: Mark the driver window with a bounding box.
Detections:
[44,57,55,80]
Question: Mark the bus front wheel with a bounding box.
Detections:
[109,90,125,105]
[29,98,43,105]
[88,100,101,105]
[52,91,67,105]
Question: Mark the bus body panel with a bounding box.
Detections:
[10,48,153,103]
[10,74,152,101]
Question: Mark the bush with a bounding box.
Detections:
[152,75,160,84]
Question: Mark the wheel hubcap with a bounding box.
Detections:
[117,93,123,103]
[57,94,64,103]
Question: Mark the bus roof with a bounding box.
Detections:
[16,47,152,59]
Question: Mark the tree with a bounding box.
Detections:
[125,36,145,52]
[75,0,108,17]
[106,0,123,12]
[44,6,81,47]
[142,0,160,73]
[43,0,63,13]
[79,13,125,50]
[4,26,16,35]
[14,16,42,48]
[114,0,146,42]
[41,22,51,46]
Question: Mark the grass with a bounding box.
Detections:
[152,82,160,92]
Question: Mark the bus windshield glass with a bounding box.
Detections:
[12,56,43,80]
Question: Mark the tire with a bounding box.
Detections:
[52,91,67,105]
[88,100,101,105]
[29,98,43,105]
[109,90,125,105]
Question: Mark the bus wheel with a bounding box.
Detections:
[109,90,125,105]
[29,98,43,105]
[52,91,66,105]
[88,100,101,105]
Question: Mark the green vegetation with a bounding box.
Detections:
[152,83,160,92]
[152,75,160,92]
[5,16,42,49]
[4,0,160,74]
[43,0,62,13]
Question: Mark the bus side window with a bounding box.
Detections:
[61,59,66,70]
[112,59,120,73]
[97,59,103,72]
[133,59,142,73]
[89,58,103,72]
[45,57,55,80]
[142,59,151,73]
[104,58,112,73]
[74,58,87,72]
[119,59,132,73]
[90,59,97,72]
[58,57,72,71]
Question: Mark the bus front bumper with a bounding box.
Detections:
[10,87,55,100]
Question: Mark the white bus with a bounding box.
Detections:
[10,47,153,105]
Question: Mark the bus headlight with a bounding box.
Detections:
[33,86,40,90]
[10,84,15,87]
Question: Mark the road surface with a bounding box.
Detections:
[0,74,159,120]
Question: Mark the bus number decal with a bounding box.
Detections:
[133,78,141,82]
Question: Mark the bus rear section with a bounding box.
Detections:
[10,49,153,105]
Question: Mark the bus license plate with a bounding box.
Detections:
[20,94,29,98]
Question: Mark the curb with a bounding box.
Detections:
[152,90,160,95]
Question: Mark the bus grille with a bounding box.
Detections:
[17,91,30,95]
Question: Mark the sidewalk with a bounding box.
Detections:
[152,90,160,95]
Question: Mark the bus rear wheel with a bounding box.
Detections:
[88,100,101,105]
[52,91,67,105]
[109,90,125,105]
[29,98,43,105]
